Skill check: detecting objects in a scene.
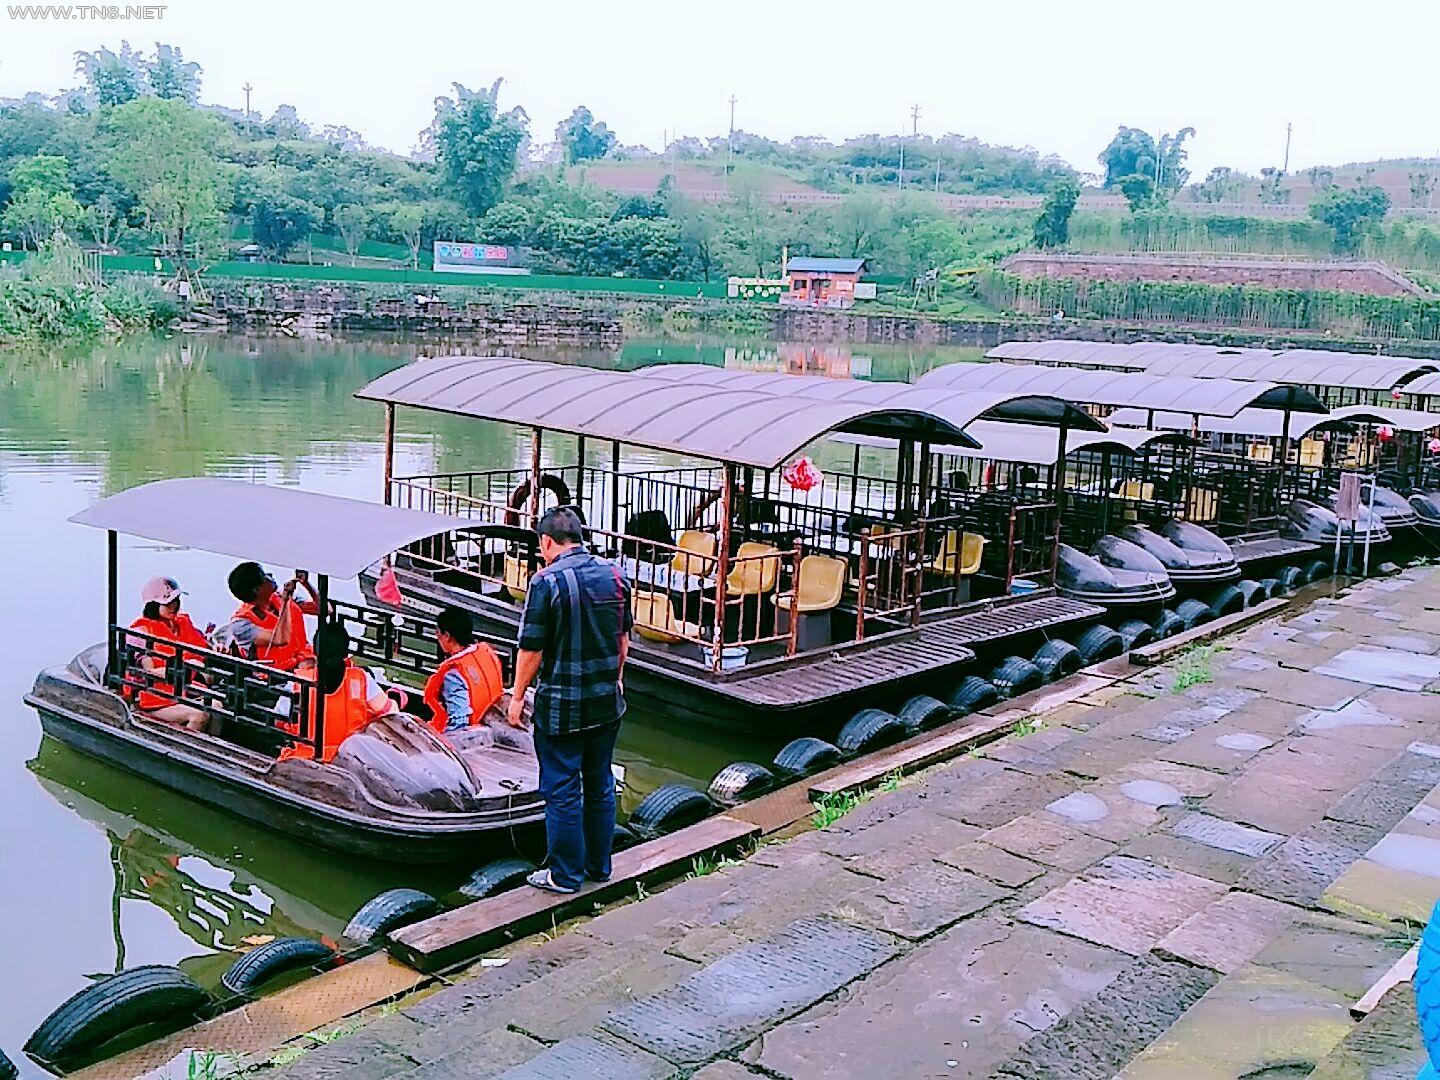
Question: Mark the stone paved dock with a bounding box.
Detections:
[268,569,1440,1079]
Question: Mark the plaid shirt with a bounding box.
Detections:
[518,547,633,736]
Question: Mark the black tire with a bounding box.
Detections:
[897,694,952,732]
[835,708,909,754]
[707,761,775,805]
[1117,619,1156,650]
[1305,559,1331,582]
[947,675,1000,716]
[1151,609,1186,639]
[1257,578,1280,601]
[459,857,535,899]
[1276,565,1305,594]
[1031,639,1081,682]
[612,822,641,852]
[221,938,336,997]
[773,736,843,777]
[25,966,210,1070]
[628,783,714,837]
[343,888,440,945]
[0,1049,15,1080]
[1175,598,1215,630]
[1234,579,1265,608]
[1074,623,1124,664]
[1208,584,1246,618]
[988,657,1044,700]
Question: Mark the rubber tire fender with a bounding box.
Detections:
[0,1048,14,1080]
[221,938,337,997]
[835,708,909,754]
[1208,584,1246,618]
[612,822,641,852]
[988,657,1044,700]
[504,474,573,528]
[459,857,536,900]
[25,966,210,1071]
[1275,565,1305,594]
[897,694,952,732]
[1073,623,1124,664]
[1151,609,1186,640]
[1233,579,1265,609]
[1031,639,1081,682]
[1257,577,1280,601]
[1304,558,1331,582]
[628,783,714,838]
[772,736,843,777]
[946,675,1000,716]
[1116,619,1156,650]
[1174,598,1215,630]
[343,888,440,945]
[707,761,775,806]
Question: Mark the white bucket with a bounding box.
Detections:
[720,646,750,671]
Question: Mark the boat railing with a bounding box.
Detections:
[109,624,323,758]
[392,466,587,521]
[326,598,517,684]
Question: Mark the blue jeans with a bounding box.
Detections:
[534,720,620,890]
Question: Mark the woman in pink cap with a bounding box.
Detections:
[127,576,216,733]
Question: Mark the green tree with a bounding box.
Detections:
[1032,176,1080,248]
[2,154,83,249]
[1099,127,1157,189]
[74,43,144,106]
[146,44,202,104]
[1117,172,1157,213]
[1194,166,1242,204]
[1258,167,1288,205]
[104,98,223,258]
[334,203,370,265]
[1309,185,1391,254]
[831,192,886,258]
[86,192,123,249]
[479,202,531,246]
[251,192,318,259]
[556,106,617,164]
[379,202,442,268]
[1099,125,1192,205]
[431,80,527,216]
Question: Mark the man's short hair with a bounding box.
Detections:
[227,561,268,603]
[436,605,474,646]
[537,506,584,545]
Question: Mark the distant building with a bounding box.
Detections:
[782,257,870,309]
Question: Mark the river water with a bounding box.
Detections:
[0,331,984,1064]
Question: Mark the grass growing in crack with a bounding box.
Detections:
[1013,718,1043,738]
[1384,916,1423,950]
[811,791,862,829]
[1171,645,1216,693]
[877,769,904,793]
[267,1005,398,1067]
[688,853,741,879]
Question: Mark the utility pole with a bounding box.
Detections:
[727,94,737,179]
[1282,121,1293,175]
[242,82,253,120]
[899,105,920,192]
[910,103,921,136]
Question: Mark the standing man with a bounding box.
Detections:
[508,507,632,894]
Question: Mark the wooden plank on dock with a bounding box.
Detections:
[70,953,426,1079]
[387,815,760,974]
[1130,597,1289,665]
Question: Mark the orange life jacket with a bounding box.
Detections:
[232,598,313,672]
[279,661,372,763]
[422,643,504,733]
[127,613,210,711]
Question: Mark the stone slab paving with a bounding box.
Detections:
[266,570,1440,1079]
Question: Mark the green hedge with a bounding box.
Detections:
[976,268,1440,340]
[0,250,733,299]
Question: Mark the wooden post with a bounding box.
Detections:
[849,444,861,518]
[575,434,586,516]
[382,403,396,506]
[528,428,543,528]
[1053,417,1070,520]
[1278,408,1294,501]
[313,573,329,756]
[711,464,735,672]
[106,529,118,679]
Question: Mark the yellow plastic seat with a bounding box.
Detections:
[1298,439,1325,468]
[726,542,781,597]
[502,554,531,600]
[770,554,847,613]
[929,531,986,577]
[1116,480,1155,501]
[632,590,700,644]
[1186,487,1220,523]
[669,529,717,577]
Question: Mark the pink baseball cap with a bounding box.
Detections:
[140,576,185,605]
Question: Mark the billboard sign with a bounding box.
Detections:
[433,241,530,275]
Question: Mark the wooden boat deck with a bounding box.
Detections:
[1229,531,1319,566]
[723,594,1102,709]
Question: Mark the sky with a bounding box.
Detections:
[1,0,1436,179]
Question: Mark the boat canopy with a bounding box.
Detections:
[832,421,1193,464]
[916,362,1326,415]
[1329,404,1440,432]
[70,478,477,578]
[1107,406,1387,440]
[357,355,1025,465]
[1395,371,1440,397]
[630,363,1105,437]
[987,339,1435,392]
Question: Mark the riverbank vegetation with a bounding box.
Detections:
[0,237,176,341]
